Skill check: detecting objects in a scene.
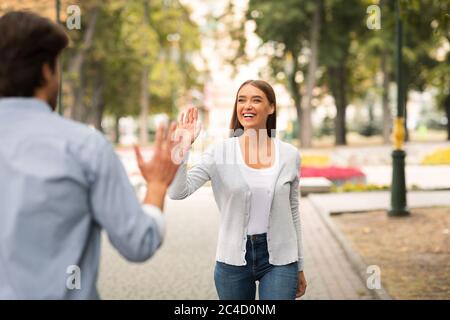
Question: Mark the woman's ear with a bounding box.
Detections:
[268,104,275,115]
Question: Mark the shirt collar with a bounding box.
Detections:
[0,97,53,113]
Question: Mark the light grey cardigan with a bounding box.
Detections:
[168,136,304,271]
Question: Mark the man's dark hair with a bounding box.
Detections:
[0,11,69,97]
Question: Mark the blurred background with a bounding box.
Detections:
[1,0,448,148]
[1,0,449,300]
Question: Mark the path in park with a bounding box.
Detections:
[97,186,376,300]
[98,141,450,299]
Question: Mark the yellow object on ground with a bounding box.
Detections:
[300,154,331,167]
[421,147,450,165]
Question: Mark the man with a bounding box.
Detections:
[0,11,180,299]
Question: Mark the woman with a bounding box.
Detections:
[168,80,307,300]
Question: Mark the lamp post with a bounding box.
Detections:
[56,0,63,115]
[388,0,410,217]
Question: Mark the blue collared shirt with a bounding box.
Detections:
[0,98,165,299]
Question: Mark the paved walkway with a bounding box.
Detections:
[299,198,374,299]
[308,190,450,215]
[97,187,376,300]
[105,144,449,299]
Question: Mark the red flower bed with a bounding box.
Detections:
[300,166,365,181]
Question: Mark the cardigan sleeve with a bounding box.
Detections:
[290,151,304,271]
[167,144,215,200]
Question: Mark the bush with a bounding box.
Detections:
[331,182,421,193]
[314,115,334,138]
[356,122,382,137]
[331,182,389,193]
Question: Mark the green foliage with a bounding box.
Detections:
[231,0,449,124]
[248,0,315,53]
[314,115,334,137]
[331,182,421,193]
[331,182,390,193]
[63,0,202,120]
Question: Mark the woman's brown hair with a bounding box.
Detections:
[229,80,277,137]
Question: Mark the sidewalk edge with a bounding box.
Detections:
[307,196,393,300]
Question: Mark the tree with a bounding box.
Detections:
[409,0,450,139]
[63,1,100,122]
[231,0,367,146]
[394,0,449,141]
[227,0,317,147]
[60,0,201,143]
[319,0,367,145]
[301,0,322,148]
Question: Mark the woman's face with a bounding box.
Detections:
[236,84,274,131]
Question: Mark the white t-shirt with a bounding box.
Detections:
[236,137,280,235]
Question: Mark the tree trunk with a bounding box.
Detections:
[139,1,151,145]
[65,7,100,121]
[70,70,85,122]
[300,0,322,148]
[114,115,121,145]
[91,66,104,132]
[368,98,375,132]
[286,51,303,148]
[300,107,313,148]
[139,67,149,145]
[380,0,392,144]
[381,47,392,144]
[330,65,347,145]
[403,87,409,142]
[445,93,450,140]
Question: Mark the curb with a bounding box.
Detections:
[307,196,393,300]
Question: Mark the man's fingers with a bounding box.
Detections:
[154,122,166,151]
[168,120,177,136]
[134,145,144,168]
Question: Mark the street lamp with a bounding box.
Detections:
[388,0,410,217]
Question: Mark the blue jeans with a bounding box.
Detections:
[214,233,298,300]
